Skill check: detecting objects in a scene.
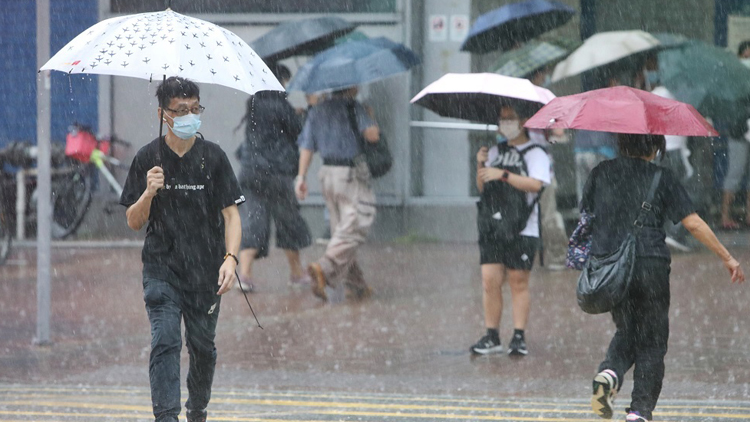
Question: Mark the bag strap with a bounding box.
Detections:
[516,143,547,208]
[345,100,365,153]
[633,169,662,233]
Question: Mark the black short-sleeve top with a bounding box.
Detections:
[120,135,245,291]
[580,156,695,260]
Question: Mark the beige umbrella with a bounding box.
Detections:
[551,30,661,82]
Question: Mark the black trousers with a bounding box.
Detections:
[597,257,671,420]
[143,278,221,422]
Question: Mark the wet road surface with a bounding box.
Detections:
[2,385,750,421]
[1,239,749,421]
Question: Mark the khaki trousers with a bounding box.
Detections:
[318,165,376,291]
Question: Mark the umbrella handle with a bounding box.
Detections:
[157,74,166,167]
[158,74,166,142]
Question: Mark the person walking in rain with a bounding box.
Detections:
[644,56,699,252]
[582,133,744,422]
[120,77,245,422]
[295,85,379,302]
[719,41,750,230]
[234,63,312,292]
[471,103,550,356]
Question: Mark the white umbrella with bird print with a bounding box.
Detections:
[41,8,283,95]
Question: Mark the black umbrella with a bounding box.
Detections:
[461,0,575,54]
[250,17,357,62]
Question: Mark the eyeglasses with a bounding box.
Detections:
[164,105,206,117]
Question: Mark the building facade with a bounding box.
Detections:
[3,0,743,241]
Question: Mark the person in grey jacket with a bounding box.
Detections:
[235,64,311,291]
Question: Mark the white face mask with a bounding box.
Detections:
[499,119,522,141]
[741,58,750,69]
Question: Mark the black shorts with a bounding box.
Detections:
[240,175,311,258]
[479,235,540,270]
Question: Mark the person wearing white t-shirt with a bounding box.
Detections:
[471,104,551,357]
[528,128,569,268]
[651,84,695,252]
[719,41,750,230]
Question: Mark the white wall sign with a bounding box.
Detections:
[429,15,447,42]
[728,15,750,56]
[450,15,469,42]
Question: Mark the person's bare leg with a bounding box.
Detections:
[507,269,531,330]
[722,191,739,228]
[481,264,505,329]
[239,248,257,280]
[284,249,304,279]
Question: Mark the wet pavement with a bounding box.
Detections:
[1,238,749,421]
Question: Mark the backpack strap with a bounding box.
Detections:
[515,143,547,206]
[345,99,365,153]
[518,144,548,266]
[517,143,547,156]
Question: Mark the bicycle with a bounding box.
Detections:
[0,126,130,265]
[0,141,91,264]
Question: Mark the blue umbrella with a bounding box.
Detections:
[461,0,575,54]
[287,37,421,94]
[658,40,750,125]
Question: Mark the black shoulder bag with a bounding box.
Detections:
[576,169,662,315]
[346,101,393,179]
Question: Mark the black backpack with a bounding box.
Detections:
[477,143,546,241]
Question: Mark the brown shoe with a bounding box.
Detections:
[308,263,328,301]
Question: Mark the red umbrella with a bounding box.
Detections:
[524,86,719,137]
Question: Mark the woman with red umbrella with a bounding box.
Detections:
[527,87,745,421]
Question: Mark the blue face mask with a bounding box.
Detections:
[167,113,201,140]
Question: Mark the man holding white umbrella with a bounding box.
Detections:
[40,7,282,422]
[120,76,245,422]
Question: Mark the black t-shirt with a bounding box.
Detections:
[120,135,245,291]
[580,157,695,260]
[239,91,303,183]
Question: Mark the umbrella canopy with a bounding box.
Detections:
[249,16,357,62]
[411,73,556,125]
[651,32,689,48]
[286,37,420,94]
[41,10,282,95]
[552,30,661,82]
[490,40,571,78]
[461,0,575,54]
[524,86,718,137]
[658,40,750,124]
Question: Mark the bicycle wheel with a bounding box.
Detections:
[50,164,92,239]
[0,208,11,265]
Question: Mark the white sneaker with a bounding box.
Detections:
[591,369,618,419]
